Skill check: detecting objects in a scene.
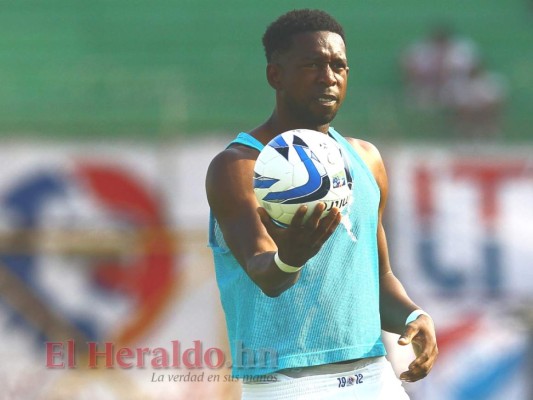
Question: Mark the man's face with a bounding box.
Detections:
[273,31,349,129]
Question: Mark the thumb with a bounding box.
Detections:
[398,324,417,346]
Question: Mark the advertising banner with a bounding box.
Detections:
[388,147,533,400]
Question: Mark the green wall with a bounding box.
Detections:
[1,1,532,141]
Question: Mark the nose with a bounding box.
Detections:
[318,64,336,86]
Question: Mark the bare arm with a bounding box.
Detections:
[206,145,341,297]
[346,137,438,382]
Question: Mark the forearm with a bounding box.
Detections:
[379,271,420,335]
[246,251,301,297]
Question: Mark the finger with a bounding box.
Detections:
[399,338,438,382]
[400,369,425,382]
[321,206,341,228]
[398,324,418,346]
[400,355,434,382]
[289,205,308,228]
[400,360,426,382]
[311,207,341,245]
[304,202,326,229]
[321,207,341,234]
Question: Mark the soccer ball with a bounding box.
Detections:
[253,129,353,227]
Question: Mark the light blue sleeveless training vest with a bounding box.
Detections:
[208,128,386,377]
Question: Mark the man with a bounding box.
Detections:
[206,9,438,399]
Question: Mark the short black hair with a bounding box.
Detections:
[262,9,346,63]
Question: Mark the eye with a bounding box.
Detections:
[332,61,348,71]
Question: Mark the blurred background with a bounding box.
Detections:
[0,1,532,399]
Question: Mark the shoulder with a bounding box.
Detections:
[343,137,388,197]
[207,143,261,177]
[206,144,260,205]
[208,144,258,170]
[344,138,384,173]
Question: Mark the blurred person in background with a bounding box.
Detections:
[442,60,508,140]
[400,24,479,110]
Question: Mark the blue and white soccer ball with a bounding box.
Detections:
[253,129,353,226]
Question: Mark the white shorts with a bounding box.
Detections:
[241,357,410,400]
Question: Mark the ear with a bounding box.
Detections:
[266,63,283,90]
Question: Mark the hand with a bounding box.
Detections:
[397,314,438,382]
[257,202,341,267]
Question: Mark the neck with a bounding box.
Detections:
[249,112,330,145]
[266,112,330,135]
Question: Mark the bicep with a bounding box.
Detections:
[206,151,276,269]
[376,157,393,277]
[377,221,392,277]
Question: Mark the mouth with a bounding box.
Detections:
[316,94,338,106]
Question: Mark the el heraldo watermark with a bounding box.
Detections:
[45,339,277,371]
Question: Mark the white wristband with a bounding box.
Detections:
[274,252,302,273]
[405,309,430,325]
